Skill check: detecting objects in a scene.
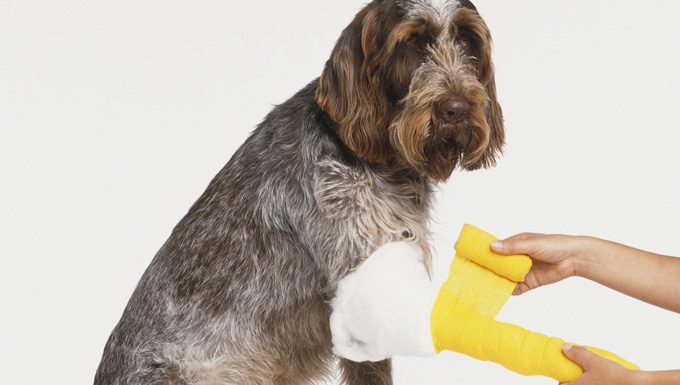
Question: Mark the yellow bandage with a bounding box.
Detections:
[430,224,638,383]
[454,224,533,283]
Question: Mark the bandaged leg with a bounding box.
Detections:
[330,225,638,383]
[431,225,638,383]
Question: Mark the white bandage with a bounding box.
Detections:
[330,241,438,362]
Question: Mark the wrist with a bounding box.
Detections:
[633,371,654,385]
[571,236,603,278]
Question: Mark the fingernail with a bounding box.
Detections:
[491,241,503,251]
[563,344,573,352]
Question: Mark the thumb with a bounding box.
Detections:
[562,344,602,371]
[491,233,537,255]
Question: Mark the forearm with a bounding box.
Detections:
[639,370,680,385]
[576,238,680,313]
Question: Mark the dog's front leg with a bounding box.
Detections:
[339,358,392,385]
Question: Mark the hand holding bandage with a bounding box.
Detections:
[330,225,638,383]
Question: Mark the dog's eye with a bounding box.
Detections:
[456,36,471,51]
[406,33,422,47]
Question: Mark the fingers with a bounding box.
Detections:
[512,281,532,295]
[512,262,567,295]
[562,344,605,371]
[491,233,541,255]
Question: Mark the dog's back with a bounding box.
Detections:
[95,82,341,385]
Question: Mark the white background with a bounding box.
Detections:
[1,1,679,384]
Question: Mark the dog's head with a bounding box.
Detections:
[316,0,504,181]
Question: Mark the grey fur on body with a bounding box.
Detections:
[95,82,432,385]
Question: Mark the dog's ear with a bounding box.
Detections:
[480,71,505,168]
[470,24,505,170]
[316,6,392,164]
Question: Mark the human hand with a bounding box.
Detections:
[330,241,438,362]
[491,233,594,295]
[560,344,643,385]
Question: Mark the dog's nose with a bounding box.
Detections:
[436,97,471,122]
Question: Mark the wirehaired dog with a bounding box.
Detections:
[94,0,504,384]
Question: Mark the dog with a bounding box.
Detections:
[94,0,504,384]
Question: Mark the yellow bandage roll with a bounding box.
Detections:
[431,224,639,383]
[454,224,532,283]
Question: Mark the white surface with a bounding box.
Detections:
[1,1,679,385]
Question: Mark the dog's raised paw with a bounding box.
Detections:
[330,241,439,361]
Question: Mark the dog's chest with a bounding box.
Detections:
[312,158,432,276]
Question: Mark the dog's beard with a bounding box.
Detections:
[388,51,494,181]
[425,120,490,179]
[390,99,491,181]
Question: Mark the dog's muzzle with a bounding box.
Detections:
[435,96,471,123]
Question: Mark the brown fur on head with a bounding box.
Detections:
[316,0,504,181]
